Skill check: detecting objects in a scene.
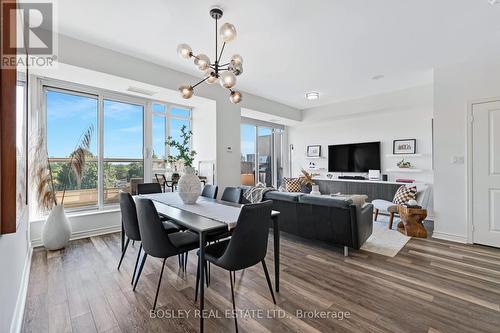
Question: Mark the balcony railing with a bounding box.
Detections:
[48,157,143,208]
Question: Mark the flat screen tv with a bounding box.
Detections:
[328,142,380,172]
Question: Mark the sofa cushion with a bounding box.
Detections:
[299,195,352,208]
[264,191,303,202]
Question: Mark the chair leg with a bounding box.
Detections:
[184,251,189,271]
[153,258,167,311]
[389,212,395,229]
[374,208,379,221]
[133,253,147,291]
[131,244,143,285]
[195,258,200,302]
[261,260,276,304]
[229,270,239,333]
[117,238,130,270]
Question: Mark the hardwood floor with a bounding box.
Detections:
[22,232,500,333]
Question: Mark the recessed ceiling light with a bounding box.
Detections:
[305,92,320,100]
[372,74,385,80]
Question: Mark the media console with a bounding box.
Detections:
[313,177,418,202]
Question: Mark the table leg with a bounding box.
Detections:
[199,232,206,333]
[272,215,280,292]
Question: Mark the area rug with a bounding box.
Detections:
[360,220,411,257]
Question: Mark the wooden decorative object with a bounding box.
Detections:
[397,206,428,238]
[0,0,18,234]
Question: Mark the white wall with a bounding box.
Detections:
[0,210,31,333]
[433,59,500,243]
[288,85,434,184]
[191,100,217,174]
[56,34,301,191]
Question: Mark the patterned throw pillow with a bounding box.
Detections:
[393,185,417,205]
[283,177,302,192]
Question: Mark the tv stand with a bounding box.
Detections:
[314,178,405,202]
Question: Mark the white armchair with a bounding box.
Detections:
[372,184,432,229]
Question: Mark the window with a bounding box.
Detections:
[240,121,284,187]
[151,103,191,175]
[46,89,98,208]
[103,99,144,204]
[43,82,192,211]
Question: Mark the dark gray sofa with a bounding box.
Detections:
[240,188,373,251]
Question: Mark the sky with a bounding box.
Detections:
[47,90,189,159]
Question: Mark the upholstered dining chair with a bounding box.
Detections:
[134,198,200,310]
[221,187,242,204]
[201,184,218,199]
[195,201,276,333]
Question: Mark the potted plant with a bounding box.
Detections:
[165,125,199,203]
[299,168,320,194]
[32,126,94,250]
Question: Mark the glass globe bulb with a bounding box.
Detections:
[230,63,243,76]
[194,54,210,70]
[219,71,237,88]
[230,91,242,104]
[179,85,193,99]
[177,44,192,59]
[205,69,217,84]
[231,54,243,65]
[220,23,237,42]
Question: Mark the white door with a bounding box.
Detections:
[473,101,500,247]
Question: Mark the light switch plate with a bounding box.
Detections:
[452,155,465,164]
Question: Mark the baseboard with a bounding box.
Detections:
[31,224,121,248]
[10,245,33,333]
[432,231,468,244]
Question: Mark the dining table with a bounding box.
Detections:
[122,192,281,333]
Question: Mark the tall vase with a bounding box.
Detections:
[42,205,72,250]
[177,166,201,204]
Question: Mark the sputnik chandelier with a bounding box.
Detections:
[177,7,243,104]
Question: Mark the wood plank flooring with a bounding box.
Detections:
[22,232,500,333]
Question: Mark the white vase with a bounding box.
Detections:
[310,184,321,196]
[42,205,72,250]
[177,166,201,204]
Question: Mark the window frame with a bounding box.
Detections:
[38,78,192,213]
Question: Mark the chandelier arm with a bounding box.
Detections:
[215,18,218,64]
[192,76,210,89]
[219,62,230,67]
[217,42,226,64]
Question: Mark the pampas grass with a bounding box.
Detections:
[32,125,94,211]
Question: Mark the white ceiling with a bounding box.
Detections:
[53,0,500,109]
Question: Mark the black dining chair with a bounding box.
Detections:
[137,183,192,269]
[118,192,183,281]
[195,201,276,332]
[154,174,167,192]
[137,182,162,194]
[201,184,218,199]
[134,198,201,310]
[137,183,180,233]
[118,192,142,283]
[221,187,242,204]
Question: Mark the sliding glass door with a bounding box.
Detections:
[240,121,284,187]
